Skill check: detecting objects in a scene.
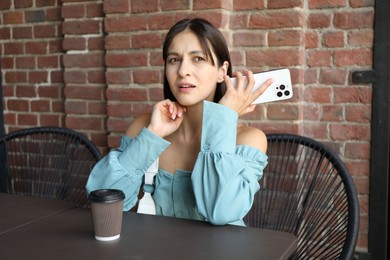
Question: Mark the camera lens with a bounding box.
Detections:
[284,90,290,96]
[280,84,285,90]
[277,91,283,97]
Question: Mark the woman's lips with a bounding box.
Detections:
[178,83,195,92]
[178,82,196,92]
[178,82,195,88]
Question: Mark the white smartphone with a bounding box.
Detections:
[229,68,293,104]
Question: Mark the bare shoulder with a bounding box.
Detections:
[237,124,267,153]
[125,113,152,138]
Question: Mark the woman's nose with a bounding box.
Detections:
[178,59,191,77]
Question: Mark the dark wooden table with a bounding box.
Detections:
[0,193,75,235]
[0,194,297,259]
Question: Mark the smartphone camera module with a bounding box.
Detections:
[276,84,291,98]
[276,84,286,97]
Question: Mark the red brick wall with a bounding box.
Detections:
[62,0,107,150]
[1,0,65,131]
[1,0,375,252]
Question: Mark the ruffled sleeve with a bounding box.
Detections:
[191,101,268,225]
[85,128,170,211]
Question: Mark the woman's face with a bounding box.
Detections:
[165,30,227,106]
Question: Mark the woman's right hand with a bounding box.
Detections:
[147,99,186,138]
[220,69,273,117]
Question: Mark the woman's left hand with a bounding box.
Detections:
[219,69,273,116]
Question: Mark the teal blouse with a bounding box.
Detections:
[85,101,268,226]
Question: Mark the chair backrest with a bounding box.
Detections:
[244,133,359,260]
[0,126,102,207]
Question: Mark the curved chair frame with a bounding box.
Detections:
[244,133,359,260]
[0,126,101,207]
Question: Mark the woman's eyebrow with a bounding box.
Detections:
[166,51,179,57]
[167,50,206,56]
[189,50,206,56]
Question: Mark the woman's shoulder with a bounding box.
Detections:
[125,113,152,138]
[236,124,267,153]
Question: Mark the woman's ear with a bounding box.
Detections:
[217,61,229,83]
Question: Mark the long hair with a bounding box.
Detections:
[162,18,232,103]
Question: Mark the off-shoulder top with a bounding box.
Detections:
[85,101,268,226]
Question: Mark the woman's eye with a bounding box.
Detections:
[169,57,180,63]
[194,56,205,62]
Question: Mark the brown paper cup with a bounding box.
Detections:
[88,189,125,241]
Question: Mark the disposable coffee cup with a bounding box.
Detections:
[88,189,125,241]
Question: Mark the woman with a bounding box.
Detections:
[86,18,273,226]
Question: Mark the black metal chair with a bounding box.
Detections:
[244,133,359,260]
[0,126,101,207]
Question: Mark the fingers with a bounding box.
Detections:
[242,69,255,93]
[149,100,186,137]
[234,69,256,103]
[222,69,275,116]
[221,70,255,114]
[223,73,236,93]
[162,99,186,120]
[253,78,274,98]
[232,71,245,92]
[175,103,186,119]
[230,69,254,93]
[246,104,256,113]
